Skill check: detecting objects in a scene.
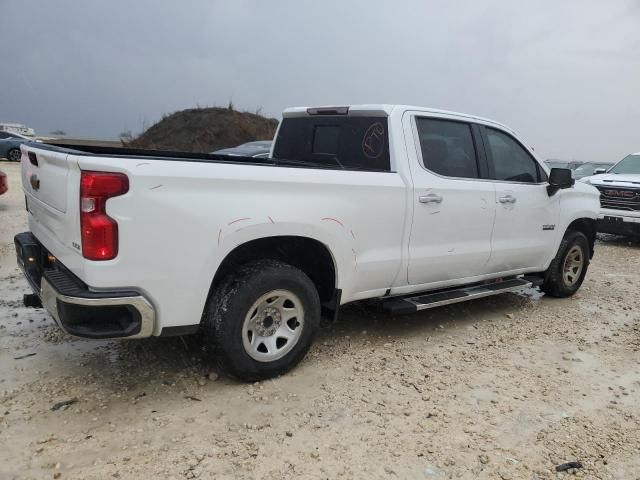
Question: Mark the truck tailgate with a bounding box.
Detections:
[21,144,84,277]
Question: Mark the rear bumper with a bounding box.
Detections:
[15,232,155,339]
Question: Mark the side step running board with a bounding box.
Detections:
[383,276,543,316]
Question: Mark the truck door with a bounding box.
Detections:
[404,113,496,285]
[480,126,560,272]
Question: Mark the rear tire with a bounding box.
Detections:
[202,259,320,381]
[7,148,21,162]
[540,230,590,298]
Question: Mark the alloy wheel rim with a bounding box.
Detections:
[8,149,20,161]
[563,245,584,287]
[242,289,304,362]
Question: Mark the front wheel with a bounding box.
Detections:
[202,260,320,381]
[540,230,590,298]
[7,148,21,162]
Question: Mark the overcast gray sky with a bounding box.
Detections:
[1,0,639,162]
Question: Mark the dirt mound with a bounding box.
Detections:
[129,107,278,152]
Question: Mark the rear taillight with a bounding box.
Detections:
[80,171,129,260]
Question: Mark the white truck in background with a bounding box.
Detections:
[581,152,640,237]
[16,105,599,380]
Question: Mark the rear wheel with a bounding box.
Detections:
[202,260,320,381]
[7,148,21,162]
[540,230,590,297]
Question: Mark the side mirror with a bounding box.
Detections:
[593,168,607,175]
[547,167,575,196]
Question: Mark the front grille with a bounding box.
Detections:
[596,186,640,211]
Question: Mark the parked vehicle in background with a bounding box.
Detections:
[1,138,27,162]
[0,131,40,161]
[15,105,599,380]
[0,122,36,137]
[0,131,33,140]
[573,162,614,179]
[212,140,272,158]
[544,159,584,171]
[581,152,640,237]
[0,169,7,195]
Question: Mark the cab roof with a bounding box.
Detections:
[282,104,514,134]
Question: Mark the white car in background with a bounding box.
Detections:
[581,152,640,237]
[573,162,614,180]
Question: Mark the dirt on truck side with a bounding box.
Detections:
[1,161,639,479]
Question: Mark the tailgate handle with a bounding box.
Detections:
[28,151,38,166]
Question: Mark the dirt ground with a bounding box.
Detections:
[1,160,639,480]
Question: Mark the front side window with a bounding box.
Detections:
[486,128,543,183]
[415,117,479,179]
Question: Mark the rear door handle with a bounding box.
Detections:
[498,195,517,204]
[419,194,443,204]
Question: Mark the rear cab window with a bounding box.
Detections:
[273,115,391,171]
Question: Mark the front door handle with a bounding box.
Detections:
[419,194,443,204]
[498,195,517,204]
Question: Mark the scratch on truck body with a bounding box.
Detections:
[321,217,344,227]
[228,218,251,226]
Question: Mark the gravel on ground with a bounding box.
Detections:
[1,161,639,479]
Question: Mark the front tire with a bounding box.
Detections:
[202,260,320,381]
[7,148,21,162]
[540,230,590,298]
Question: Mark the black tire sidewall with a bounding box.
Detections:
[545,231,590,296]
[205,260,320,381]
[8,149,21,162]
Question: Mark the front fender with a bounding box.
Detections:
[545,183,599,266]
[557,183,599,231]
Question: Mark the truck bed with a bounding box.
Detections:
[36,142,375,172]
[37,142,276,165]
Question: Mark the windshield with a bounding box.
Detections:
[609,155,640,174]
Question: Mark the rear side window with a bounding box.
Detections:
[485,128,544,183]
[415,118,479,179]
[273,116,390,171]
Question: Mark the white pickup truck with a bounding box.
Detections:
[581,152,640,237]
[16,105,600,380]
